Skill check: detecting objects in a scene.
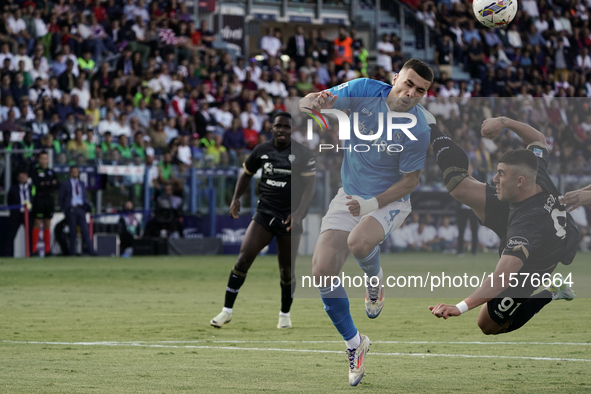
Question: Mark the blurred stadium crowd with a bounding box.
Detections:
[0,0,590,251]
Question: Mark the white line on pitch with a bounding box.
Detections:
[155,340,591,346]
[4,339,591,346]
[3,341,591,362]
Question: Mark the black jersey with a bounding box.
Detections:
[500,144,579,296]
[29,165,59,198]
[243,140,316,219]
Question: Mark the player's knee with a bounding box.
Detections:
[347,236,372,259]
[234,257,253,273]
[477,317,501,335]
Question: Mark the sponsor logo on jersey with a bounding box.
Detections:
[544,194,557,212]
[533,147,543,158]
[362,107,373,116]
[266,179,287,187]
[263,162,274,175]
[273,168,291,175]
[261,155,269,159]
[507,236,529,247]
[507,236,530,259]
[335,82,349,91]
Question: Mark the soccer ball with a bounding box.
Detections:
[472,0,518,28]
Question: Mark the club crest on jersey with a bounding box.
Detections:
[263,162,274,175]
[288,154,295,163]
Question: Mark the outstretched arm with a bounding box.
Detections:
[481,117,546,147]
[561,185,591,212]
[429,255,523,319]
[299,91,338,114]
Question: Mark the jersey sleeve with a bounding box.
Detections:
[325,78,368,110]
[527,142,559,195]
[527,142,549,171]
[502,223,541,264]
[399,123,430,173]
[299,146,316,177]
[243,145,262,175]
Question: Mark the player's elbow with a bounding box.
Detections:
[405,174,420,192]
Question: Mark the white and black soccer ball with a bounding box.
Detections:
[473,0,518,28]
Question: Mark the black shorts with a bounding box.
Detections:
[253,211,303,237]
[31,197,54,219]
[486,282,544,326]
[480,184,511,239]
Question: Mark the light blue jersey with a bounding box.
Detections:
[326,78,430,200]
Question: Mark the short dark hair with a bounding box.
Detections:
[498,149,538,174]
[272,111,291,121]
[401,58,434,84]
[39,151,48,156]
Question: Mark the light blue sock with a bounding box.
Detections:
[356,246,381,277]
[319,285,358,341]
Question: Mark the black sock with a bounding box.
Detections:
[280,279,294,314]
[224,268,247,309]
[430,124,469,192]
[503,291,553,333]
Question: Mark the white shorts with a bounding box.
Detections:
[320,188,412,242]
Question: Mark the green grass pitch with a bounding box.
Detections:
[1,253,590,393]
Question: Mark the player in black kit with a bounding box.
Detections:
[210,112,316,329]
[427,115,578,335]
[29,151,59,256]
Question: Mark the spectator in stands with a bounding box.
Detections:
[287,25,309,69]
[66,128,89,162]
[223,117,247,165]
[434,215,458,253]
[100,131,116,160]
[376,33,395,73]
[59,165,96,256]
[333,27,353,70]
[387,220,410,253]
[116,134,133,163]
[176,134,192,166]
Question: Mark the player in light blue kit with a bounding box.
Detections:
[299,59,434,386]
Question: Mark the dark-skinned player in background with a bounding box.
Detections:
[210,112,316,329]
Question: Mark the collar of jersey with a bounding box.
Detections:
[379,86,393,98]
[510,190,545,209]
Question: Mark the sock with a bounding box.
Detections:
[281,279,294,314]
[319,284,358,342]
[222,307,233,314]
[279,311,290,317]
[356,246,381,278]
[345,332,361,349]
[430,124,469,192]
[32,228,40,252]
[224,268,247,309]
[44,229,51,253]
[503,291,553,333]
